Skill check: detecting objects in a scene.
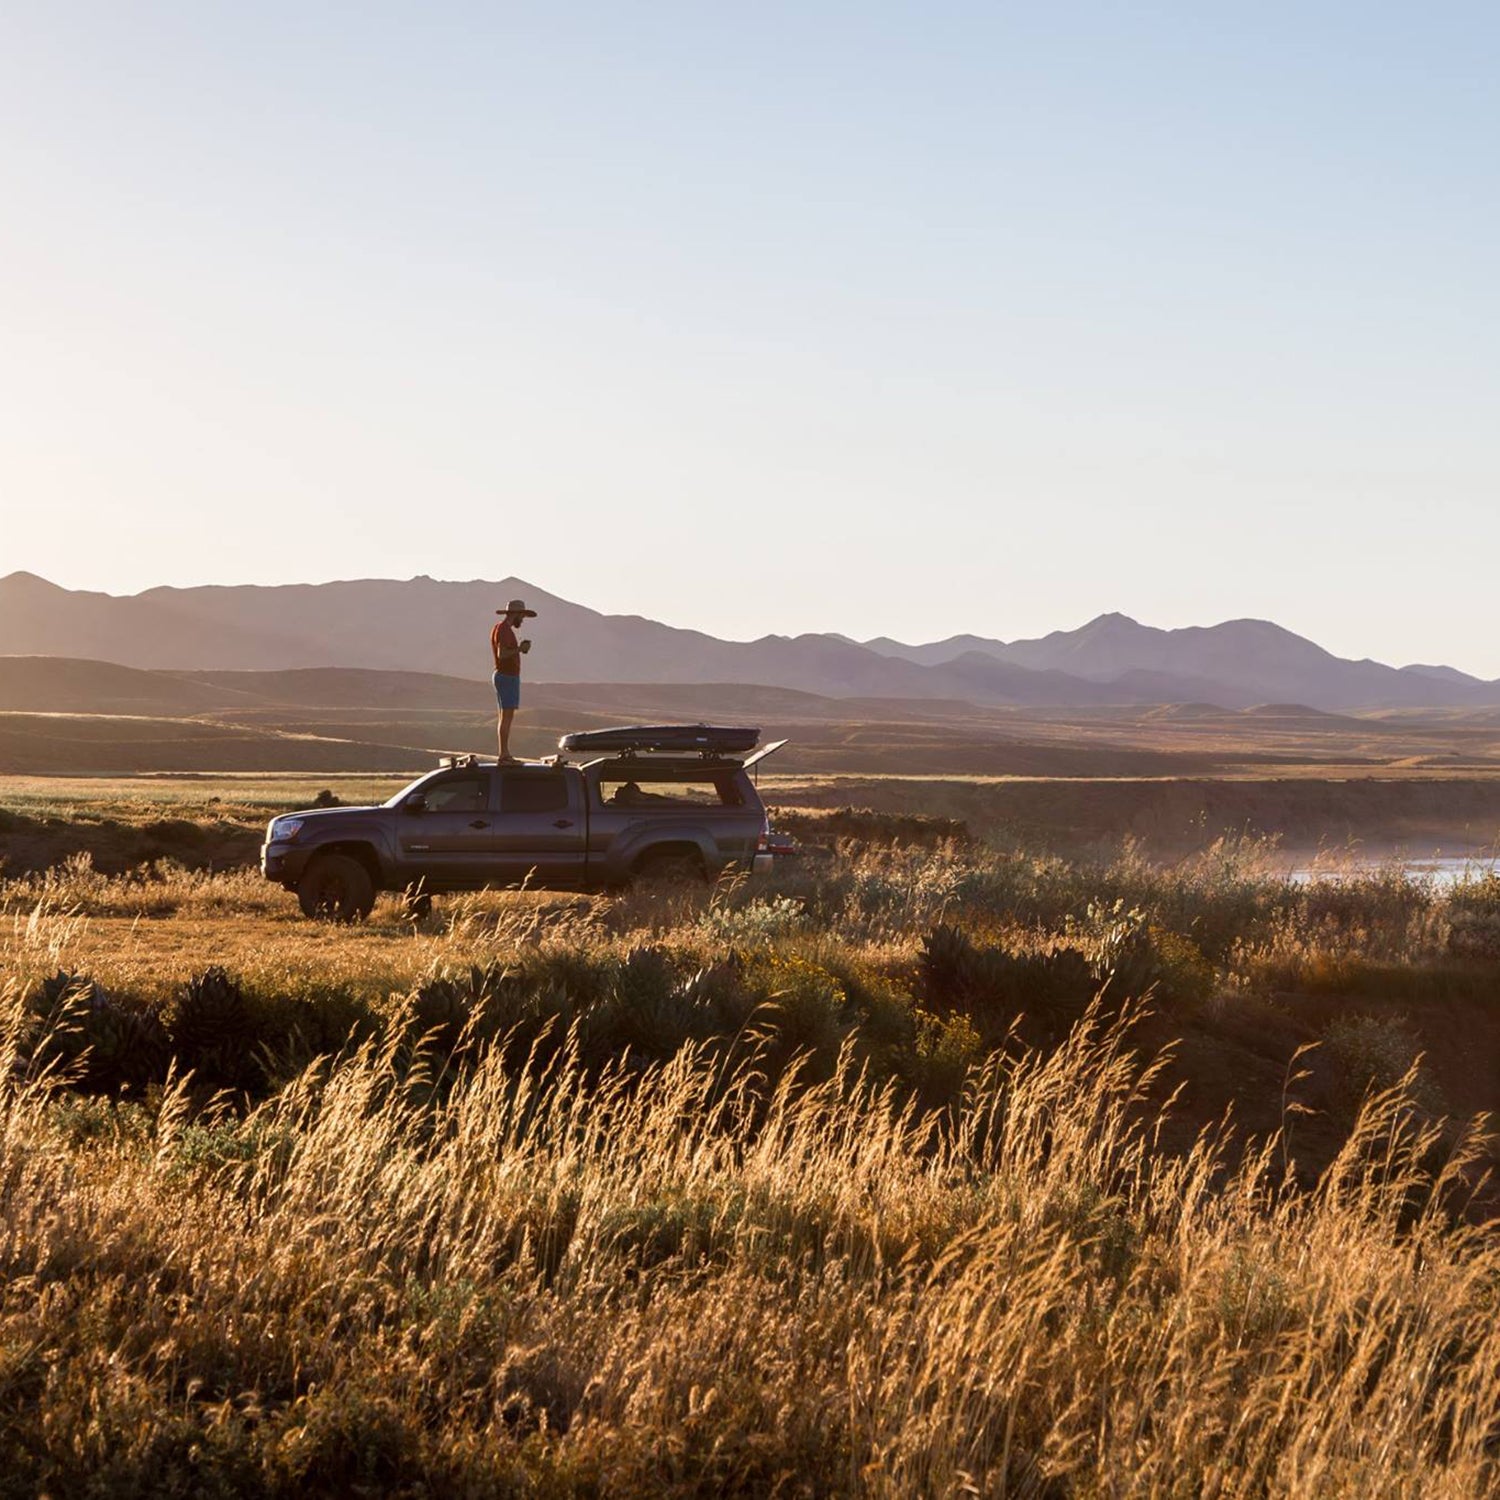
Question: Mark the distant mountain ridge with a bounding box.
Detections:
[861,612,1500,711]
[2,571,1497,711]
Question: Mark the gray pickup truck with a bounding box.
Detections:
[260,731,785,920]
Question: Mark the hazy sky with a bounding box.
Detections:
[3,4,1498,669]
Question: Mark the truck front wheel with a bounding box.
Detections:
[297,854,376,922]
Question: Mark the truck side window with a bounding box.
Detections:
[423,775,490,813]
[500,772,570,815]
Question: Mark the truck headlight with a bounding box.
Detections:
[271,817,305,842]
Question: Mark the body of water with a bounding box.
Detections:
[1286,856,1499,886]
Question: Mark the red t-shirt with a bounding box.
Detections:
[491,621,521,674]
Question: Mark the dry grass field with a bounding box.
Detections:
[5,772,1500,1494]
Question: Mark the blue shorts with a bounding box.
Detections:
[493,671,521,710]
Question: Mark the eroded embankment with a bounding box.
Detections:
[0,806,263,875]
[775,775,1500,855]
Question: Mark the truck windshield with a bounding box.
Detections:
[384,773,438,807]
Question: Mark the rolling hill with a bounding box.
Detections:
[0,574,1132,705]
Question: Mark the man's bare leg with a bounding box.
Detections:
[498,707,517,763]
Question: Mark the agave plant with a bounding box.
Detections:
[404,961,520,1053]
[403,975,474,1053]
[918,922,981,1011]
[613,945,677,1008]
[164,967,259,1088]
[593,946,708,1061]
[24,970,98,1078]
[29,972,169,1091]
[80,996,171,1092]
[29,969,101,1024]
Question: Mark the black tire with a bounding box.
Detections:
[633,850,707,887]
[297,854,375,923]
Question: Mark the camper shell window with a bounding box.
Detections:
[596,767,746,809]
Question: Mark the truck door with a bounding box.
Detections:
[396,770,497,882]
[493,768,587,884]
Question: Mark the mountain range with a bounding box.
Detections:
[3,570,1498,713]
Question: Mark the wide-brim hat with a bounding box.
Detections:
[496,598,538,617]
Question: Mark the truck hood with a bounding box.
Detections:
[269,805,384,830]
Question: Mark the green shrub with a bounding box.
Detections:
[1445,872,1500,960]
[904,1009,982,1108]
[697,894,809,944]
[918,923,1098,1046]
[1147,927,1216,1007]
[1322,1014,1444,1120]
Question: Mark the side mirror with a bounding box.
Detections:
[404,794,427,816]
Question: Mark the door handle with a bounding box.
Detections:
[553,819,574,829]
[469,819,490,829]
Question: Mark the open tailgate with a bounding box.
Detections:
[741,738,788,770]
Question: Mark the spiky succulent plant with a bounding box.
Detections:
[80,998,170,1091]
[164,967,258,1087]
[918,923,981,1010]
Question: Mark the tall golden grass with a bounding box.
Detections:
[3,980,1497,1494]
[3,837,1500,1492]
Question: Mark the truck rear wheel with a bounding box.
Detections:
[298,854,375,923]
[633,850,707,887]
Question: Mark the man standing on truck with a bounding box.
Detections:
[491,598,536,763]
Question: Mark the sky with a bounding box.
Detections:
[2,3,1498,670]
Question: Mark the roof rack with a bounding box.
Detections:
[435,736,786,773]
[436,753,563,770]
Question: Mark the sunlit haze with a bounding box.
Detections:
[4,4,1498,670]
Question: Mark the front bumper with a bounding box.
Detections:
[261,841,312,885]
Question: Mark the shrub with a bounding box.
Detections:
[697,895,809,944]
[904,1009,982,1107]
[918,923,1098,1046]
[1082,900,1159,1001]
[1445,872,1500,960]
[742,951,851,1073]
[1321,1014,1445,1120]
[769,805,970,850]
[1145,926,1216,1007]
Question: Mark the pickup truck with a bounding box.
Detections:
[260,735,785,921]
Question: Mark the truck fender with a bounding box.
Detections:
[302,829,397,889]
[610,826,721,880]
